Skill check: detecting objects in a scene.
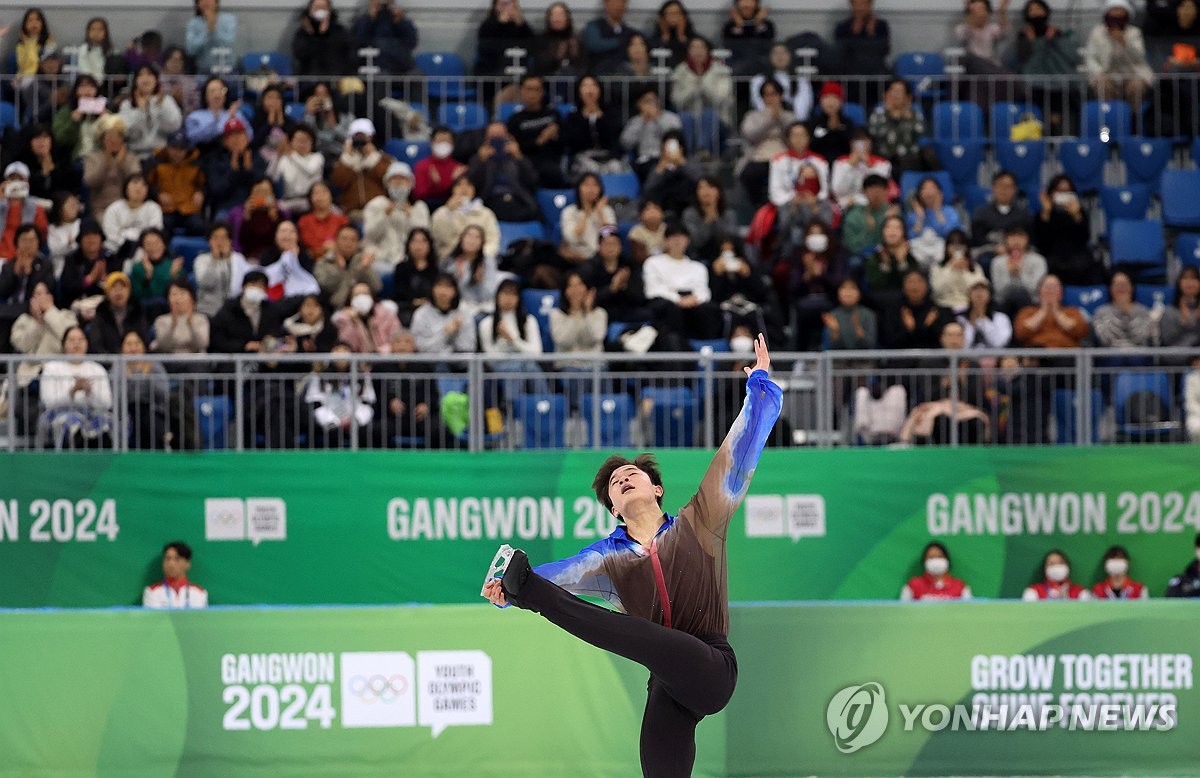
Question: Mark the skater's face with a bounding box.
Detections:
[162,547,191,580]
[607,465,663,519]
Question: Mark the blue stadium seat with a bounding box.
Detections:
[899,170,955,204]
[437,102,489,132]
[1063,284,1108,315]
[169,236,209,274]
[894,52,945,99]
[962,184,990,215]
[284,101,306,122]
[994,140,1045,200]
[641,386,697,447]
[536,188,575,231]
[1099,184,1151,224]
[680,108,724,155]
[414,52,475,99]
[1161,169,1200,228]
[932,102,985,143]
[495,101,522,122]
[499,221,546,252]
[0,101,17,130]
[521,288,560,353]
[1134,283,1172,309]
[841,102,867,126]
[606,321,648,343]
[1053,388,1102,445]
[514,393,567,449]
[1109,218,1165,273]
[1057,139,1108,195]
[1175,233,1200,269]
[384,139,431,166]
[237,102,255,122]
[555,103,576,120]
[380,271,395,301]
[689,339,730,352]
[1081,100,1133,144]
[194,395,231,450]
[1120,137,1171,193]
[934,140,986,193]
[583,393,634,447]
[600,171,640,201]
[1114,372,1175,440]
[990,102,1043,142]
[242,51,293,75]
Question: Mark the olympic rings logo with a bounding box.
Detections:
[348,674,409,703]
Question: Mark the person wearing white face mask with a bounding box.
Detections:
[362,161,431,272]
[332,281,404,354]
[1091,546,1148,599]
[901,541,972,600]
[209,270,284,354]
[414,127,465,210]
[292,0,355,77]
[1165,532,1200,597]
[1022,549,1092,600]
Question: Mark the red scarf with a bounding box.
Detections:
[687,56,712,75]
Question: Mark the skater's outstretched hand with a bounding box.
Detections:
[743,332,771,378]
[482,578,508,607]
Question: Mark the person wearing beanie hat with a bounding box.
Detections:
[1084,0,1154,104]
[330,116,393,216]
[807,81,854,162]
[58,219,113,307]
[361,160,430,272]
[82,112,142,217]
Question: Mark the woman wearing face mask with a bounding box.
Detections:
[1085,0,1154,104]
[413,127,464,210]
[292,0,355,77]
[332,281,403,354]
[787,221,846,351]
[1022,549,1092,600]
[1015,0,1078,134]
[1034,175,1102,285]
[901,541,972,600]
[1091,546,1148,599]
[362,162,431,270]
[930,230,988,312]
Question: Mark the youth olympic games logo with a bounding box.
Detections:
[348,674,409,704]
[827,682,889,753]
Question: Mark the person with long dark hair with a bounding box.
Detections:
[391,227,439,326]
[483,333,781,778]
[1159,266,1200,348]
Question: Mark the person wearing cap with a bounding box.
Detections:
[87,271,149,354]
[807,81,854,163]
[362,160,431,271]
[202,115,267,218]
[830,128,893,211]
[467,122,541,223]
[118,64,184,161]
[329,117,393,217]
[1085,0,1155,104]
[82,114,141,217]
[58,220,112,308]
[151,131,208,237]
[642,221,724,340]
[0,224,55,350]
[0,162,49,261]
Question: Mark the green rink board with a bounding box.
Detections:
[0,447,1198,608]
[0,601,1196,777]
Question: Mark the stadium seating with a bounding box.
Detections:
[495,102,522,122]
[436,102,489,132]
[242,51,293,76]
[498,221,546,252]
[893,52,945,99]
[1081,100,1133,144]
[0,101,17,130]
[521,288,560,353]
[1057,139,1108,195]
[514,393,567,448]
[195,395,232,450]
[1053,388,1102,445]
[536,189,575,234]
[1162,170,1200,229]
[990,102,1043,143]
[1063,285,1108,315]
[1175,233,1200,270]
[414,52,475,99]
[931,102,985,143]
[1099,184,1152,225]
[1134,284,1172,309]
[934,140,986,193]
[641,386,697,447]
[284,101,306,122]
[1113,372,1176,441]
[1120,137,1172,193]
[993,140,1046,200]
[680,108,724,155]
[899,170,955,204]
[384,139,432,166]
[170,236,210,275]
[1109,218,1166,276]
[583,393,635,447]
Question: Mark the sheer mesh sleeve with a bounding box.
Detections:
[534,539,625,611]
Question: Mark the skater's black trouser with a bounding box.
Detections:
[516,572,737,778]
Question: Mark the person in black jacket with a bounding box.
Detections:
[588,226,650,324]
[292,0,356,77]
[202,116,267,219]
[21,125,80,203]
[209,271,285,354]
[391,227,439,326]
[563,74,622,161]
[1165,532,1200,597]
[505,75,568,188]
[0,224,56,352]
[376,329,452,448]
[882,269,951,349]
[352,0,419,75]
[57,220,112,308]
[467,122,541,223]
[87,271,149,355]
[476,0,535,106]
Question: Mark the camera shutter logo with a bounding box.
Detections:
[827,682,888,753]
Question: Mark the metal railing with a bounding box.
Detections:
[3,348,1195,453]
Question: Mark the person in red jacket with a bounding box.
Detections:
[1023,549,1091,600]
[1091,545,1149,600]
[413,126,465,211]
[900,541,972,600]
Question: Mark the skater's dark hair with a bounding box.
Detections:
[592,453,664,518]
[163,541,192,560]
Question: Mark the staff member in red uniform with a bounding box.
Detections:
[1022,548,1091,600]
[1091,545,1148,600]
[142,541,208,609]
[900,541,972,600]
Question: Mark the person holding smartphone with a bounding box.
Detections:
[1033,174,1103,285]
